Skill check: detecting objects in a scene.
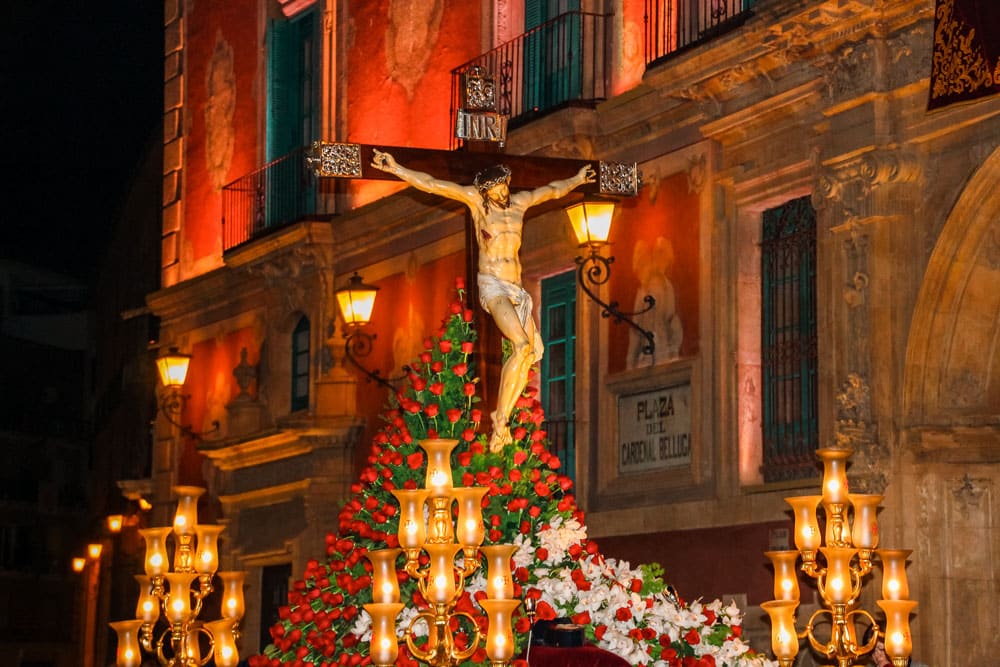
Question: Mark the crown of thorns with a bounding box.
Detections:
[474,164,512,191]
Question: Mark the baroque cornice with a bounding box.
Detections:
[645,0,930,115]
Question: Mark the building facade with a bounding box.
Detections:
[144,0,999,663]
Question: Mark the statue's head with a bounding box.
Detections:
[474,164,511,210]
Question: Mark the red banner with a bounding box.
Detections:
[929,0,1000,109]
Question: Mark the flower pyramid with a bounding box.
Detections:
[251,279,775,667]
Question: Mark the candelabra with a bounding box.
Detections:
[762,448,917,667]
[109,486,246,667]
[364,438,521,667]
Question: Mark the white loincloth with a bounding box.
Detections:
[477,273,544,361]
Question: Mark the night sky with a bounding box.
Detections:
[1,3,163,281]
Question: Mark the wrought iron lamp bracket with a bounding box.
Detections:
[575,249,656,356]
[343,328,407,391]
[159,388,220,441]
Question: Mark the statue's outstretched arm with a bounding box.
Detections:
[519,163,596,209]
[371,149,478,207]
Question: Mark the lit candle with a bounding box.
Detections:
[109,619,144,667]
[366,548,402,603]
[194,524,225,575]
[138,527,172,577]
[364,602,405,666]
[819,546,857,604]
[420,439,459,497]
[172,486,205,536]
[424,543,462,604]
[478,599,521,663]
[390,489,430,550]
[877,599,918,661]
[785,495,822,553]
[760,600,799,664]
[816,448,851,505]
[764,551,800,602]
[134,575,160,624]
[877,549,911,600]
[849,493,882,550]
[479,544,518,600]
[217,571,246,620]
[453,486,489,549]
[163,572,198,623]
[204,618,240,667]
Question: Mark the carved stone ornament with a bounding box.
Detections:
[599,161,641,196]
[232,347,257,400]
[307,141,362,177]
[834,372,887,494]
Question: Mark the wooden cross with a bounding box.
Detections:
[307,140,640,416]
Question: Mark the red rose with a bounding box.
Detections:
[528,505,541,518]
[431,361,444,373]
[571,611,591,625]
[461,428,476,442]
[457,452,472,466]
[630,578,642,593]
[439,340,452,353]
[684,628,701,645]
[450,301,463,314]
[463,309,474,322]
[419,352,432,363]
[452,362,468,376]
[412,377,427,391]
[509,469,522,482]
[446,408,462,423]
[425,403,439,417]
[461,341,474,353]
[463,382,476,396]
[536,547,548,561]
[703,610,715,625]
[512,426,527,441]
[455,277,465,289]
[548,456,561,470]
[428,381,444,395]
[534,481,551,497]
[471,409,482,423]
[594,625,607,640]
[615,607,632,622]
[513,450,527,465]
[570,568,591,591]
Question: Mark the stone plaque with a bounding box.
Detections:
[618,382,691,474]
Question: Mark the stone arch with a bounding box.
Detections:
[903,146,1000,427]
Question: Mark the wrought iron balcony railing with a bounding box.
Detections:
[222,146,333,252]
[644,0,755,65]
[450,11,611,147]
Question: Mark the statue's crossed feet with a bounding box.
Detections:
[489,415,512,453]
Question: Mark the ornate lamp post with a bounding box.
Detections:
[109,486,246,667]
[363,438,521,667]
[762,448,917,667]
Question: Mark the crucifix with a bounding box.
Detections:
[307,74,639,451]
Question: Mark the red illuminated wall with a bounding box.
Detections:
[607,171,700,373]
[352,251,468,466]
[180,328,259,485]
[181,1,259,278]
[345,0,483,206]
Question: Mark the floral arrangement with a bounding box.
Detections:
[251,279,774,667]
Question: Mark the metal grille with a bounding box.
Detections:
[760,196,818,483]
[644,0,755,65]
[450,12,611,148]
[222,146,332,252]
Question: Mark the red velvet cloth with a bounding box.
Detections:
[525,644,630,667]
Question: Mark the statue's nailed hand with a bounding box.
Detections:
[578,164,597,184]
[371,149,397,173]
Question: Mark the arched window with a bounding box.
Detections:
[291,316,310,411]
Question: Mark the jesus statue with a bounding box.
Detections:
[371,149,595,452]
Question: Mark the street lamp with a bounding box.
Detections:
[565,197,656,356]
[335,272,404,390]
[155,347,220,440]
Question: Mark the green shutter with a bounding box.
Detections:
[541,270,577,485]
